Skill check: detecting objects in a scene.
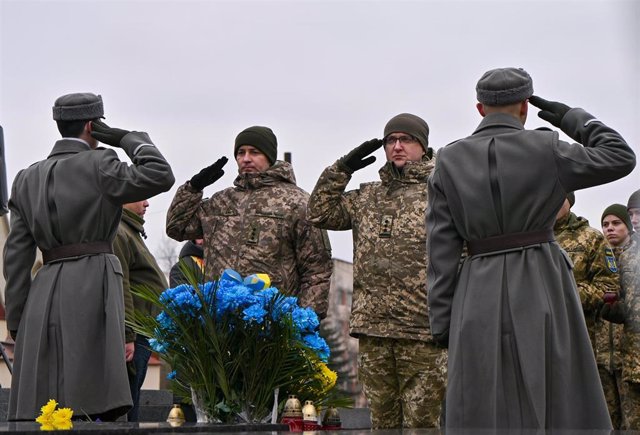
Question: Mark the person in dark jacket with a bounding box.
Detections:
[113,199,168,422]
[427,67,635,429]
[169,239,204,287]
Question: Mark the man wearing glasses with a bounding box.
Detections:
[307,114,446,429]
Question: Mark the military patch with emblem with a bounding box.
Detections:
[604,247,618,273]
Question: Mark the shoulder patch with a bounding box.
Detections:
[604,247,618,273]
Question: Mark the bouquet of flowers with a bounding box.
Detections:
[130,268,350,423]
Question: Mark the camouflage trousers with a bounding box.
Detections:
[598,365,622,429]
[619,380,640,430]
[357,336,447,429]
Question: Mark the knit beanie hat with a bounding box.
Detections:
[601,203,633,231]
[476,67,533,106]
[234,126,278,165]
[383,113,429,151]
[627,189,640,210]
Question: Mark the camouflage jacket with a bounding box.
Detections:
[619,238,640,382]
[596,241,634,372]
[554,212,618,350]
[307,157,435,341]
[166,161,333,318]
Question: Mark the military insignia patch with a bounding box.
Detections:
[604,247,618,273]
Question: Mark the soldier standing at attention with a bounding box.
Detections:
[627,190,640,237]
[554,193,620,427]
[554,192,618,349]
[307,114,447,429]
[4,93,175,420]
[427,67,635,429]
[166,126,332,318]
[599,203,636,428]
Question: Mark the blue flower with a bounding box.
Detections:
[149,338,169,354]
[292,306,320,334]
[302,332,330,362]
[167,370,177,380]
[243,304,267,324]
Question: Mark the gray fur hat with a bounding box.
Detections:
[53,93,104,121]
[476,67,533,106]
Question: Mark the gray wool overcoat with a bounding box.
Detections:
[4,135,174,420]
[427,109,636,429]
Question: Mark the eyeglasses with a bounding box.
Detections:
[383,135,417,146]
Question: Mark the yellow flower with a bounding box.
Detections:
[40,399,58,417]
[36,400,74,431]
[316,362,337,392]
[52,408,74,429]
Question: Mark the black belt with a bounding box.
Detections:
[467,229,555,256]
[42,241,113,264]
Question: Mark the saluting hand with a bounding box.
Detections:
[90,120,131,147]
[529,95,571,128]
[339,138,383,173]
[190,157,228,191]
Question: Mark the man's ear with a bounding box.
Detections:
[476,103,486,117]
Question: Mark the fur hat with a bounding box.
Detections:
[476,67,533,106]
[53,93,104,121]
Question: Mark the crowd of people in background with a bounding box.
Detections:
[2,66,638,431]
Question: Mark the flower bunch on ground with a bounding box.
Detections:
[36,399,73,431]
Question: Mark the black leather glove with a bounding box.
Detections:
[90,120,131,147]
[432,330,449,349]
[338,138,383,173]
[528,95,571,128]
[189,157,228,191]
[600,301,626,324]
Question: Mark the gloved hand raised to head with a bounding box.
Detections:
[528,95,571,128]
[189,157,228,191]
[338,138,383,173]
[91,120,131,148]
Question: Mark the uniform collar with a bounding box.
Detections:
[48,138,92,157]
[473,113,525,135]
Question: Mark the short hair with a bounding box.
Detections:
[56,119,89,138]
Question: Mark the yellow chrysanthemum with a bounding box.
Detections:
[35,414,53,426]
[39,423,56,431]
[40,399,57,416]
[316,362,337,391]
[52,407,74,429]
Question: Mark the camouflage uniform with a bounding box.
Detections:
[307,157,447,429]
[166,160,332,317]
[596,240,633,429]
[618,238,640,429]
[554,212,618,348]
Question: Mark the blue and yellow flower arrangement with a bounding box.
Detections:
[130,268,349,423]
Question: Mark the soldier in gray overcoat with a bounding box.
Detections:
[3,93,175,420]
[426,67,636,429]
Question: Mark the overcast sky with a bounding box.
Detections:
[1,0,638,267]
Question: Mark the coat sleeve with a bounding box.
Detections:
[554,108,636,192]
[98,132,175,204]
[166,182,205,242]
[307,161,357,231]
[3,180,37,333]
[112,224,136,343]
[578,232,619,313]
[294,215,333,319]
[426,160,464,337]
